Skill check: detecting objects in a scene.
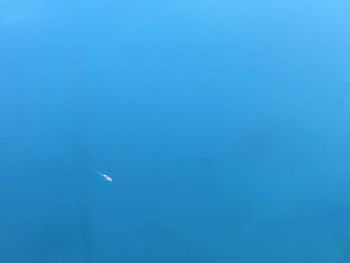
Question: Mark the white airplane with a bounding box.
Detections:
[97,171,112,182]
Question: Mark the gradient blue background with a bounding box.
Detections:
[1,0,350,262]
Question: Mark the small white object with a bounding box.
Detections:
[98,172,112,182]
